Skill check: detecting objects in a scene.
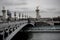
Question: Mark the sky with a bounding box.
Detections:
[0,0,60,18]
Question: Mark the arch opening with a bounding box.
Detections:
[11,24,34,40]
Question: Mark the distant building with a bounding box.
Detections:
[53,16,60,21]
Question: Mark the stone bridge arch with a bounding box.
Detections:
[21,24,34,31]
[7,23,34,40]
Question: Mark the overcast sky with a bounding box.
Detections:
[0,0,60,18]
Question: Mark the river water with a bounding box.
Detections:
[30,33,60,40]
[27,26,60,40]
[11,26,60,40]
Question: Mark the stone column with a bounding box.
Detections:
[2,7,6,21]
[36,6,40,20]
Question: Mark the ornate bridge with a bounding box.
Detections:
[0,20,34,40]
[36,20,60,26]
[0,20,60,40]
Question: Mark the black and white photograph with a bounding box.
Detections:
[0,0,60,40]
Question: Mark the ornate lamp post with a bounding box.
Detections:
[19,13,20,20]
[25,15,26,19]
[22,14,24,19]
[7,10,11,22]
[14,12,16,21]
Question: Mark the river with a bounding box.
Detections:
[30,33,60,40]
[11,26,60,40]
[25,26,60,40]
[29,26,60,40]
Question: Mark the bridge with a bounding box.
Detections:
[0,19,60,40]
[0,20,34,40]
[36,20,60,26]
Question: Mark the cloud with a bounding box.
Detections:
[3,2,27,6]
[54,11,60,14]
[40,10,47,13]
[0,0,27,6]
[47,8,56,11]
[0,0,60,17]
[46,8,60,13]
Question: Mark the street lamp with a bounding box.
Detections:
[14,12,16,21]
[7,10,12,22]
[19,13,20,20]
[22,14,24,19]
